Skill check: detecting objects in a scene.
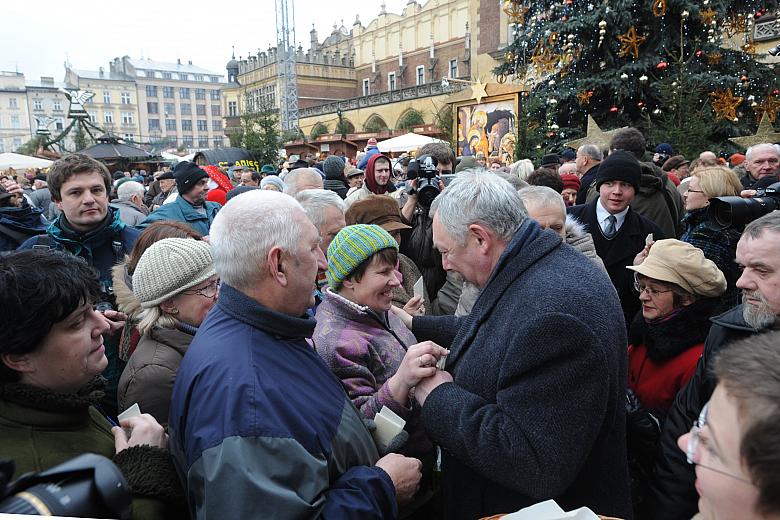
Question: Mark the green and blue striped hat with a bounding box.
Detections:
[326,224,398,289]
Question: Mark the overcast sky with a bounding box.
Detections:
[0,0,409,81]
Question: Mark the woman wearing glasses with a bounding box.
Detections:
[118,238,218,426]
[626,239,726,413]
[678,333,780,520]
[680,166,743,309]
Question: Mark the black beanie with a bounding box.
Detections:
[174,161,208,195]
[595,150,641,192]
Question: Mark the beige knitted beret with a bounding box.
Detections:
[132,237,215,308]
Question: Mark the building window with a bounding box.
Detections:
[182,120,193,131]
[362,78,370,96]
[182,136,193,147]
[88,111,97,123]
[165,119,176,131]
[213,137,223,148]
[449,59,458,78]
[211,105,221,116]
[210,76,220,83]
[33,99,43,111]
[416,66,425,86]
[146,85,158,97]
[178,73,189,81]
[149,119,160,131]
[180,103,191,115]
[147,102,159,114]
[103,91,111,104]
[198,138,209,148]
[179,87,190,99]
[227,101,237,117]
[195,88,206,100]
[196,104,206,116]
[52,100,62,111]
[55,118,64,130]
[121,112,134,124]
[163,86,174,98]
[124,134,134,141]
[197,120,208,131]
[195,74,204,82]
[10,116,20,129]
[388,72,396,91]
[121,92,131,104]
[210,89,220,100]
[104,112,114,124]
[213,120,222,131]
[162,72,172,79]
[13,138,22,150]
[0,140,4,153]
[8,98,18,109]
[163,102,175,116]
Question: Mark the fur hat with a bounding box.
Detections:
[595,150,641,192]
[326,224,398,289]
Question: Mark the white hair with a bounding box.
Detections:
[431,171,527,245]
[210,190,305,290]
[509,159,535,181]
[518,185,566,215]
[283,168,323,196]
[295,189,345,230]
[746,143,780,162]
[117,180,145,201]
[577,144,603,162]
[558,162,578,176]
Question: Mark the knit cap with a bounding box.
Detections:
[561,173,581,192]
[260,175,285,192]
[595,150,641,192]
[323,155,346,179]
[173,161,209,195]
[132,238,215,308]
[326,224,398,289]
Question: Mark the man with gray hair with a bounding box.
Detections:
[284,167,324,197]
[295,189,346,254]
[393,172,631,519]
[169,190,421,519]
[110,180,149,226]
[739,142,780,189]
[575,143,603,204]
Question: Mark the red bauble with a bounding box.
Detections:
[741,75,748,82]
[773,89,779,95]
[547,131,557,138]
[656,61,668,70]
[637,101,645,108]
[695,50,703,57]
[610,106,619,113]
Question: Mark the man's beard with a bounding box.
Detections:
[742,290,777,330]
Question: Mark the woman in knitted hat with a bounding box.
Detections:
[313,224,447,489]
[118,237,217,426]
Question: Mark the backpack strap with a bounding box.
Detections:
[31,234,53,250]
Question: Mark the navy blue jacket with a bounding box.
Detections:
[139,195,220,236]
[412,220,633,519]
[169,284,397,519]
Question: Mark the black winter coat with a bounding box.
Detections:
[644,305,762,519]
[412,221,633,520]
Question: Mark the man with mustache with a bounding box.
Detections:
[646,210,780,520]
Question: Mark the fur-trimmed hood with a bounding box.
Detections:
[565,215,607,272]
[112,261,141,318]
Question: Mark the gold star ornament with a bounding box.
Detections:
[616,26,646,60]
[576,90,594,105]
[503,0,530,25]
[699,8,717,25]
[565,115,627,150]
[530,44,560,75]
[729,114,780,149]
[753,94,780,124]
[470,79,488,104]
[710,88,743,122]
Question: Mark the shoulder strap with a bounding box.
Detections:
[32,233,53,250]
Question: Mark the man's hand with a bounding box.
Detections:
[112,414,168,453]
[390,305,413,330]
[415,370,453,406]
[375,453,422,504]
[99,310,127,335]
[402,295,424,316]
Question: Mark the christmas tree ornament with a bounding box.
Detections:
[753,94,780,123]
[652,0,667,17]
[530,43,560,75]
[653,108,662,115]
[599,61,607,70]
[656,61,668,70]
[548,98,559,106]
[730,113,780,148]
[550,123,560,130]
[710,88,744,121]
[699,8,717,25]
[565,115,627,149]
[470,79,489,104]
[548,79,557,86]
[496,74,507,84]
[576,90,594,105]
[617,26,646,59]
[503,0,530,25]
[741,42,757,56]
[705,52,722,64]
[598,20,607,47]
[681,10,690,18]
[620,72,629,80]
[639,74,648,83]
[610,106,619,112]
[723,12,748,37]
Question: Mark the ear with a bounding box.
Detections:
[681,293,697,307]
[267,246,287,287]
[54,199,63,211]
[1,352,34,375]
[159,298,177,314]
[341,277,355,291]
[468,224,493,251]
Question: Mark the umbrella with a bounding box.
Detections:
[376,133,444,153]
[0,152,54,170]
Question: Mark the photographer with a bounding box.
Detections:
[400,143,457,315]
[0,250,183,518]
[18,155,140,418]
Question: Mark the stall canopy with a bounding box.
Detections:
[0,152,54,170]
[193,148,260,171]
[376,133,444,153]
[81,134,153,160]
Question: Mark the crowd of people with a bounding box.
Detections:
[0,131,778,520]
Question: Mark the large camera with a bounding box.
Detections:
[407,154,441,208]
[708,181,780,228]
[0,453,131,518]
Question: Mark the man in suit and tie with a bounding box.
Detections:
[569,150,665,327]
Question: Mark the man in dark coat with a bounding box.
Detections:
[738,142,780,189]
[569,151,664,328]
[575,144,603,205]
[400,172,632,519]
[645,211,780,519]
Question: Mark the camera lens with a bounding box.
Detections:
[709,196,780,228]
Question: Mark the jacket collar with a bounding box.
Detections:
[217,283,316,339]
[710,303,764,333]
[174,195,211,221]
[150,326,196,356]
[0,378,105,427]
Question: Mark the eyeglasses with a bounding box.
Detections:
[633,275,674,297]
[686,401,752,484]
[182,279,219,299]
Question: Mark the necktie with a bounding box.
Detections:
[604,215,617,239]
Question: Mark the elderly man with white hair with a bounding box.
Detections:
[168,190,421,519]
[110,180,149,226]
[393,172,631,519]
[295,188,346,254]
[284,167,324,197]
[739,143,780,189]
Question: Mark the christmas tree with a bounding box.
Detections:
[495,0,779,157]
